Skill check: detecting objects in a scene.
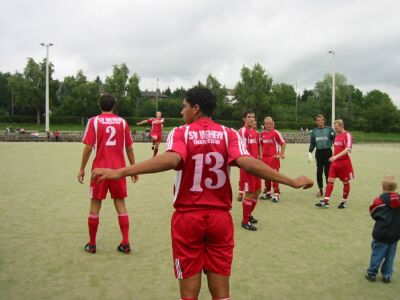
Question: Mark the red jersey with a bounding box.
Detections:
[147,118,164,136]
[83,113,133,169]
[238,126,259,158]
[333,131,352,161]
[166,118,249,212]
[260,129,285,157]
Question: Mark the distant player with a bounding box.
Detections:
[239,110,262,231]
[92,87,313,300]
[260,117,286,202]
[308,114,336,197]
[77,93,138,254]
[137,111,164,156]
[316,119,354,209]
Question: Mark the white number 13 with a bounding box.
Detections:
[190,152,226,192]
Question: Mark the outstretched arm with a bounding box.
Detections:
[236,156,313,189]
[92,152,181,182]
[136,120,148,126]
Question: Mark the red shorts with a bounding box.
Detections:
[90,178,127,200]
[262,156,280,171]
[244,172,261,193]
[328,159,354,182]
[171,209,234,279]
[151,133,162,143]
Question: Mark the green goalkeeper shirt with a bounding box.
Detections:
[309,126,335,152]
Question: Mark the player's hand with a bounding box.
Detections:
[292,176,314,189]
[307,152,313,163]
[92,168,121,183]
[273,155,280,160]
[77,169,85,184]
[280,153,285,159]
[131,175,139,183]
[329,156,336,162]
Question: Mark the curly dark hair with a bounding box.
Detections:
[185,87,216,117]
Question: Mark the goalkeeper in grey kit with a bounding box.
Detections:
[308,114,336,196]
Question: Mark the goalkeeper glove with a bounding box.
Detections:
[307,152,313,163]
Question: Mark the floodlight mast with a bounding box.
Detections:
[328,50,335,127]
[40,43,54,132]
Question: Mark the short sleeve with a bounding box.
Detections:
[165,126,188,167]
[275,130,285,145]
[146,118,153,124]
[82,118,96,147]
[227,128,249,165]
[124,120,133,148]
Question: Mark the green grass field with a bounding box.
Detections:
[0,143,399,299]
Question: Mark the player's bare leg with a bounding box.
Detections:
[113,198,131,253]
[316,177,335,208]
[179,273,201,299]
[86,199,102,253]
[242,191,258,230]
[206,272,230,299]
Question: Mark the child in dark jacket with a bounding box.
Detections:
[366,175,400,283]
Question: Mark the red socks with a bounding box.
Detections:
[324,182,334,202]
[118,214,130,244]
[273,182,280,196]
[242,198,253,224]
[88,214,99,245]
[250,198,257,213]
[343,182,350,200]
[265,180,272,194]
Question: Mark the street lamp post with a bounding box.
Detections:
[328,50,335,127]
[155,78,159,112]
[40,42,53,132]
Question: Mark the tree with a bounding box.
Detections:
[234,63,273,119]
[204,74,228,119]
[0,72,12,115]
[57,70,99,124]
[125,73,141,116]
[104,63,129,115]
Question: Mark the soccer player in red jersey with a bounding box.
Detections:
[92,87,313,300]
[315,119,354,209]
[239,110,262,231]
[137,111,164,156]
[77,93,138,254]
[260,117,286,202]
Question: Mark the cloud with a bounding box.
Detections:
[1,0,399,105]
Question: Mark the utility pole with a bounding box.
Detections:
[40,42,54,132]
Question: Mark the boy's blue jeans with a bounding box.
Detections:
[367,239,397,278]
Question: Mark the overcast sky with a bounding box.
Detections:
[1,0,399,105]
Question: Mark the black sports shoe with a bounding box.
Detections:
[241,222,257,231]
[365,273,376,282]
[338,201,347,209]
[315,200,330,208]
[260,193,272,200]
[382,276,391,283]
[272,195,280,203]
[237,194,243,201]
[117,243,131,254]
[249,215,258,224]
[151,145,155,150]
[85,243,96,254]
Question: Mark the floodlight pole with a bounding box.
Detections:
[40,42,53,132]
[156,78,159,112]
[295,82,298,125]
[329,50,336,127]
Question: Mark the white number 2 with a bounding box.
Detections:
[190,152,226,192]
[105,126,116,146]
